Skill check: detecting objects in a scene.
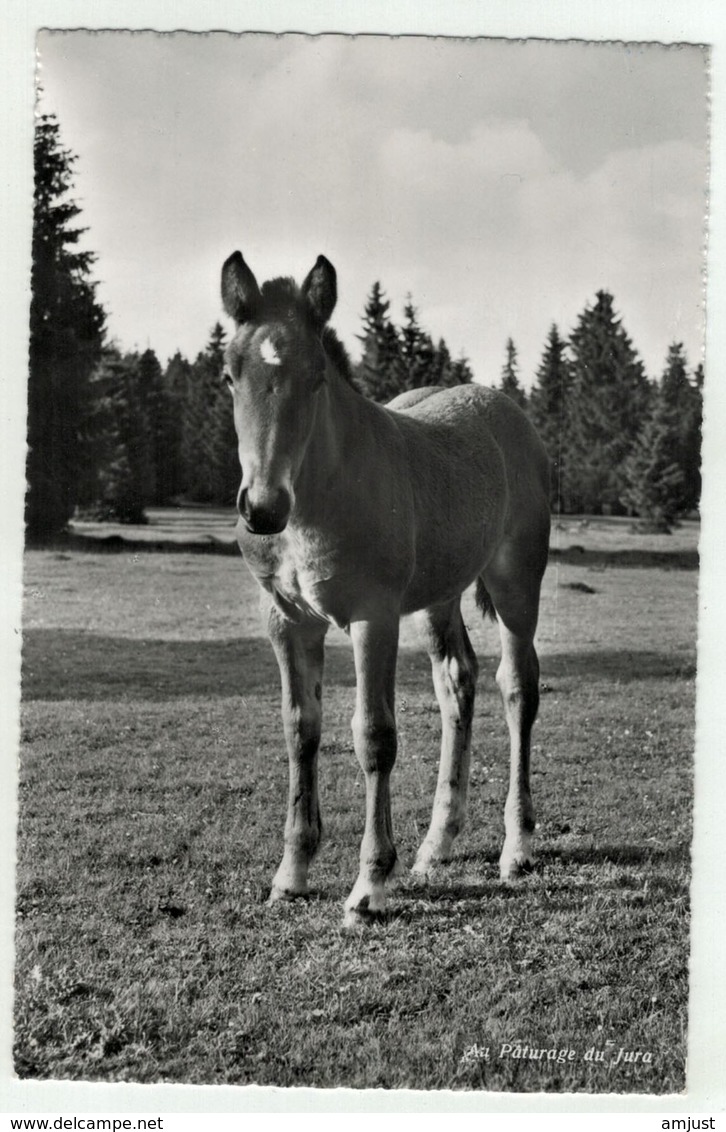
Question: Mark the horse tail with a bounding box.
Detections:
[475,577,497,622]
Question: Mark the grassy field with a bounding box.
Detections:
[15,515,698,1091]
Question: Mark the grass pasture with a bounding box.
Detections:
[15,515,698,1091]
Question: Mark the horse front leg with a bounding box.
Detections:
[344,613,400,929]
[266,602,328,902]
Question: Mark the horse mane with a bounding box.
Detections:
[321,327,357,389]
[258,276,360,391]
[258,277,301,315]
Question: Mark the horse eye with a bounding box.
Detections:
[222,370,234,388]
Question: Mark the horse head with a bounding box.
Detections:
[221,251,337,535]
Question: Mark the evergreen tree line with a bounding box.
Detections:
[27,114,106,536]
[494,298,702,526]
[355,282,474,400]
[26,113,702,538]
[79,325,239,523]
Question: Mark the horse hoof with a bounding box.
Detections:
[342,905,388,931]
[343,876,388,928]
[267,884,308,905]
[499,856,535,882]
[412,845,449,875]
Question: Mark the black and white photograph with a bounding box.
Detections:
[3,1,725,1117]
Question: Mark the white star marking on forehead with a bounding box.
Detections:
[260,337,282,366]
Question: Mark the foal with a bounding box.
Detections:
[221,251,551,927]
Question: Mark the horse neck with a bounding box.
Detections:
[296,359,388,503]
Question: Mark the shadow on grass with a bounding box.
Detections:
[541,651,696,682]
[550,545,698,570]
[21,630,356,702]
[25,530,241,557]
[391,842,689,915]
[21,628,696,701]
[447,841,686,873]
[538,843,688,868]
[26,528,698,570]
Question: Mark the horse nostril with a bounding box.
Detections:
[240,486,291,535]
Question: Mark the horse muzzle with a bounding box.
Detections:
[238,484,292,535]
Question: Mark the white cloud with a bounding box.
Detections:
[37,32,708,381]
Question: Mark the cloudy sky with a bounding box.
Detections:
[36,32,709,385]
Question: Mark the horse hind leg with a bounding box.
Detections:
[412,599,479,874]
[496,623,540,878]
[481,561,543,880]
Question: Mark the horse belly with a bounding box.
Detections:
[401,530,489,614]
[400,429,507,614]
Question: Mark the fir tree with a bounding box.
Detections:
[660,342,689,474]
[399,302,472,391]
[199,320,238,504]
[430,339,453,386]
[683,361,703,512]
[162,351,192,500]
[499,339,527,409]
[137,348,164,504]
[85,348,153,523]
[659,343,702,513]
[620,391,685,530]
[427,339,473,388]
[356,284,473,402]
[528,324,571,509]
[661,342,691,412]
[185,324,230,502]
[356,282,401,402]
[565,291,651,514]
[206,322,227,374]
[449,355,475,385]
[210,347,240,505]
[399,298,434,391]
[28,113,106,536]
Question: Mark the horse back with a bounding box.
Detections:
[391,383,550,509]
[386,386,446,412]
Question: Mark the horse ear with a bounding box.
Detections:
[302,255,337,327]
[221,251,261,323]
